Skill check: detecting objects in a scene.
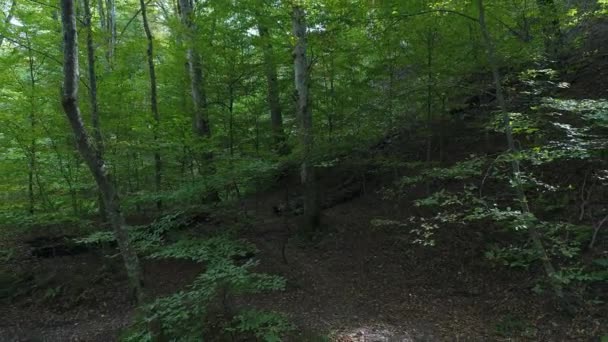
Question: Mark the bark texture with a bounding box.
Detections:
[139,0,162,209]
[292,6,320,232]
[60,0,144,303]
[178,0,210,137]
[105,0,116,61]
[258,22,286,154]
[83,0,107,220]
[96,0,106,30]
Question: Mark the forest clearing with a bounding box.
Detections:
[0,0,607,341]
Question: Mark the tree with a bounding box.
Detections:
[257,11,286,154]
[178,0,210,138]
[476,0,562,298]
[105,0,117,62]
[83,0,107,220]
[139,0,162,209]
[292,4,320,232]
[60,0,144,302]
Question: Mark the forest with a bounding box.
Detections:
[0,0,607,340]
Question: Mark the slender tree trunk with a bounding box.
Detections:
[28,161,34,214]
[387,57,394,129]
[328,57,336,146]
[178,0,210,138]
[96,0,106,30]
[477,0,562,298]
[439,95,446,163]
[105,0,116,62]
[228,84,234,156]
[83,0,108,221]
[292,6,320,233]
[425,29,435,195]
[26,35,37,215]
[25,160,35,209]
[83,0,103,156]
[139,0,162,210]
[258,22,286,154]
[60,0,144,303]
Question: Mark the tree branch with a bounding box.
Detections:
[1,36,62,64]
[24,0,59,10]
[118,0,153,40]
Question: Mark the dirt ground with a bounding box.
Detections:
[1,171,605,341]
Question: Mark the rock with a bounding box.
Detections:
[338,327,414,342]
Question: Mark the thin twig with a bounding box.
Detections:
[589,214,608,249]
[479,153,503,198]
[579,170,593,221]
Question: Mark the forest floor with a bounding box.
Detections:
[0,179,602,342]
[2,22,608,342]
[1,160,606,341]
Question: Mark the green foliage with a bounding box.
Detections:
[76,211,189,252]
[76,231,116,245]
[226,309,294,342]
[486,245,541,268]
[147,236,257,264]
[542,98,608,129]
[75,210,290,340]
[398,158,486,187]
[0,0,577,218]
[116,221,286,340]
[126,260,285,341]
[381,128,606,297]
[488,112,540,135]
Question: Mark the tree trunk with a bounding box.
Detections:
[325,59,336,146]
[105,0,116,62]
[60,0,144,303]
[83,0,102,154]
[96,0,106,30]
[178,0,210,138]
[477,0,562,299]
[83,0,108,221]
[228,84,234,156]
[28,161,34,214]
[425,29,436,195]
[26,37,36,215]
[292,5,320,233]
[258,22,286,154]
[139,0,162,210]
